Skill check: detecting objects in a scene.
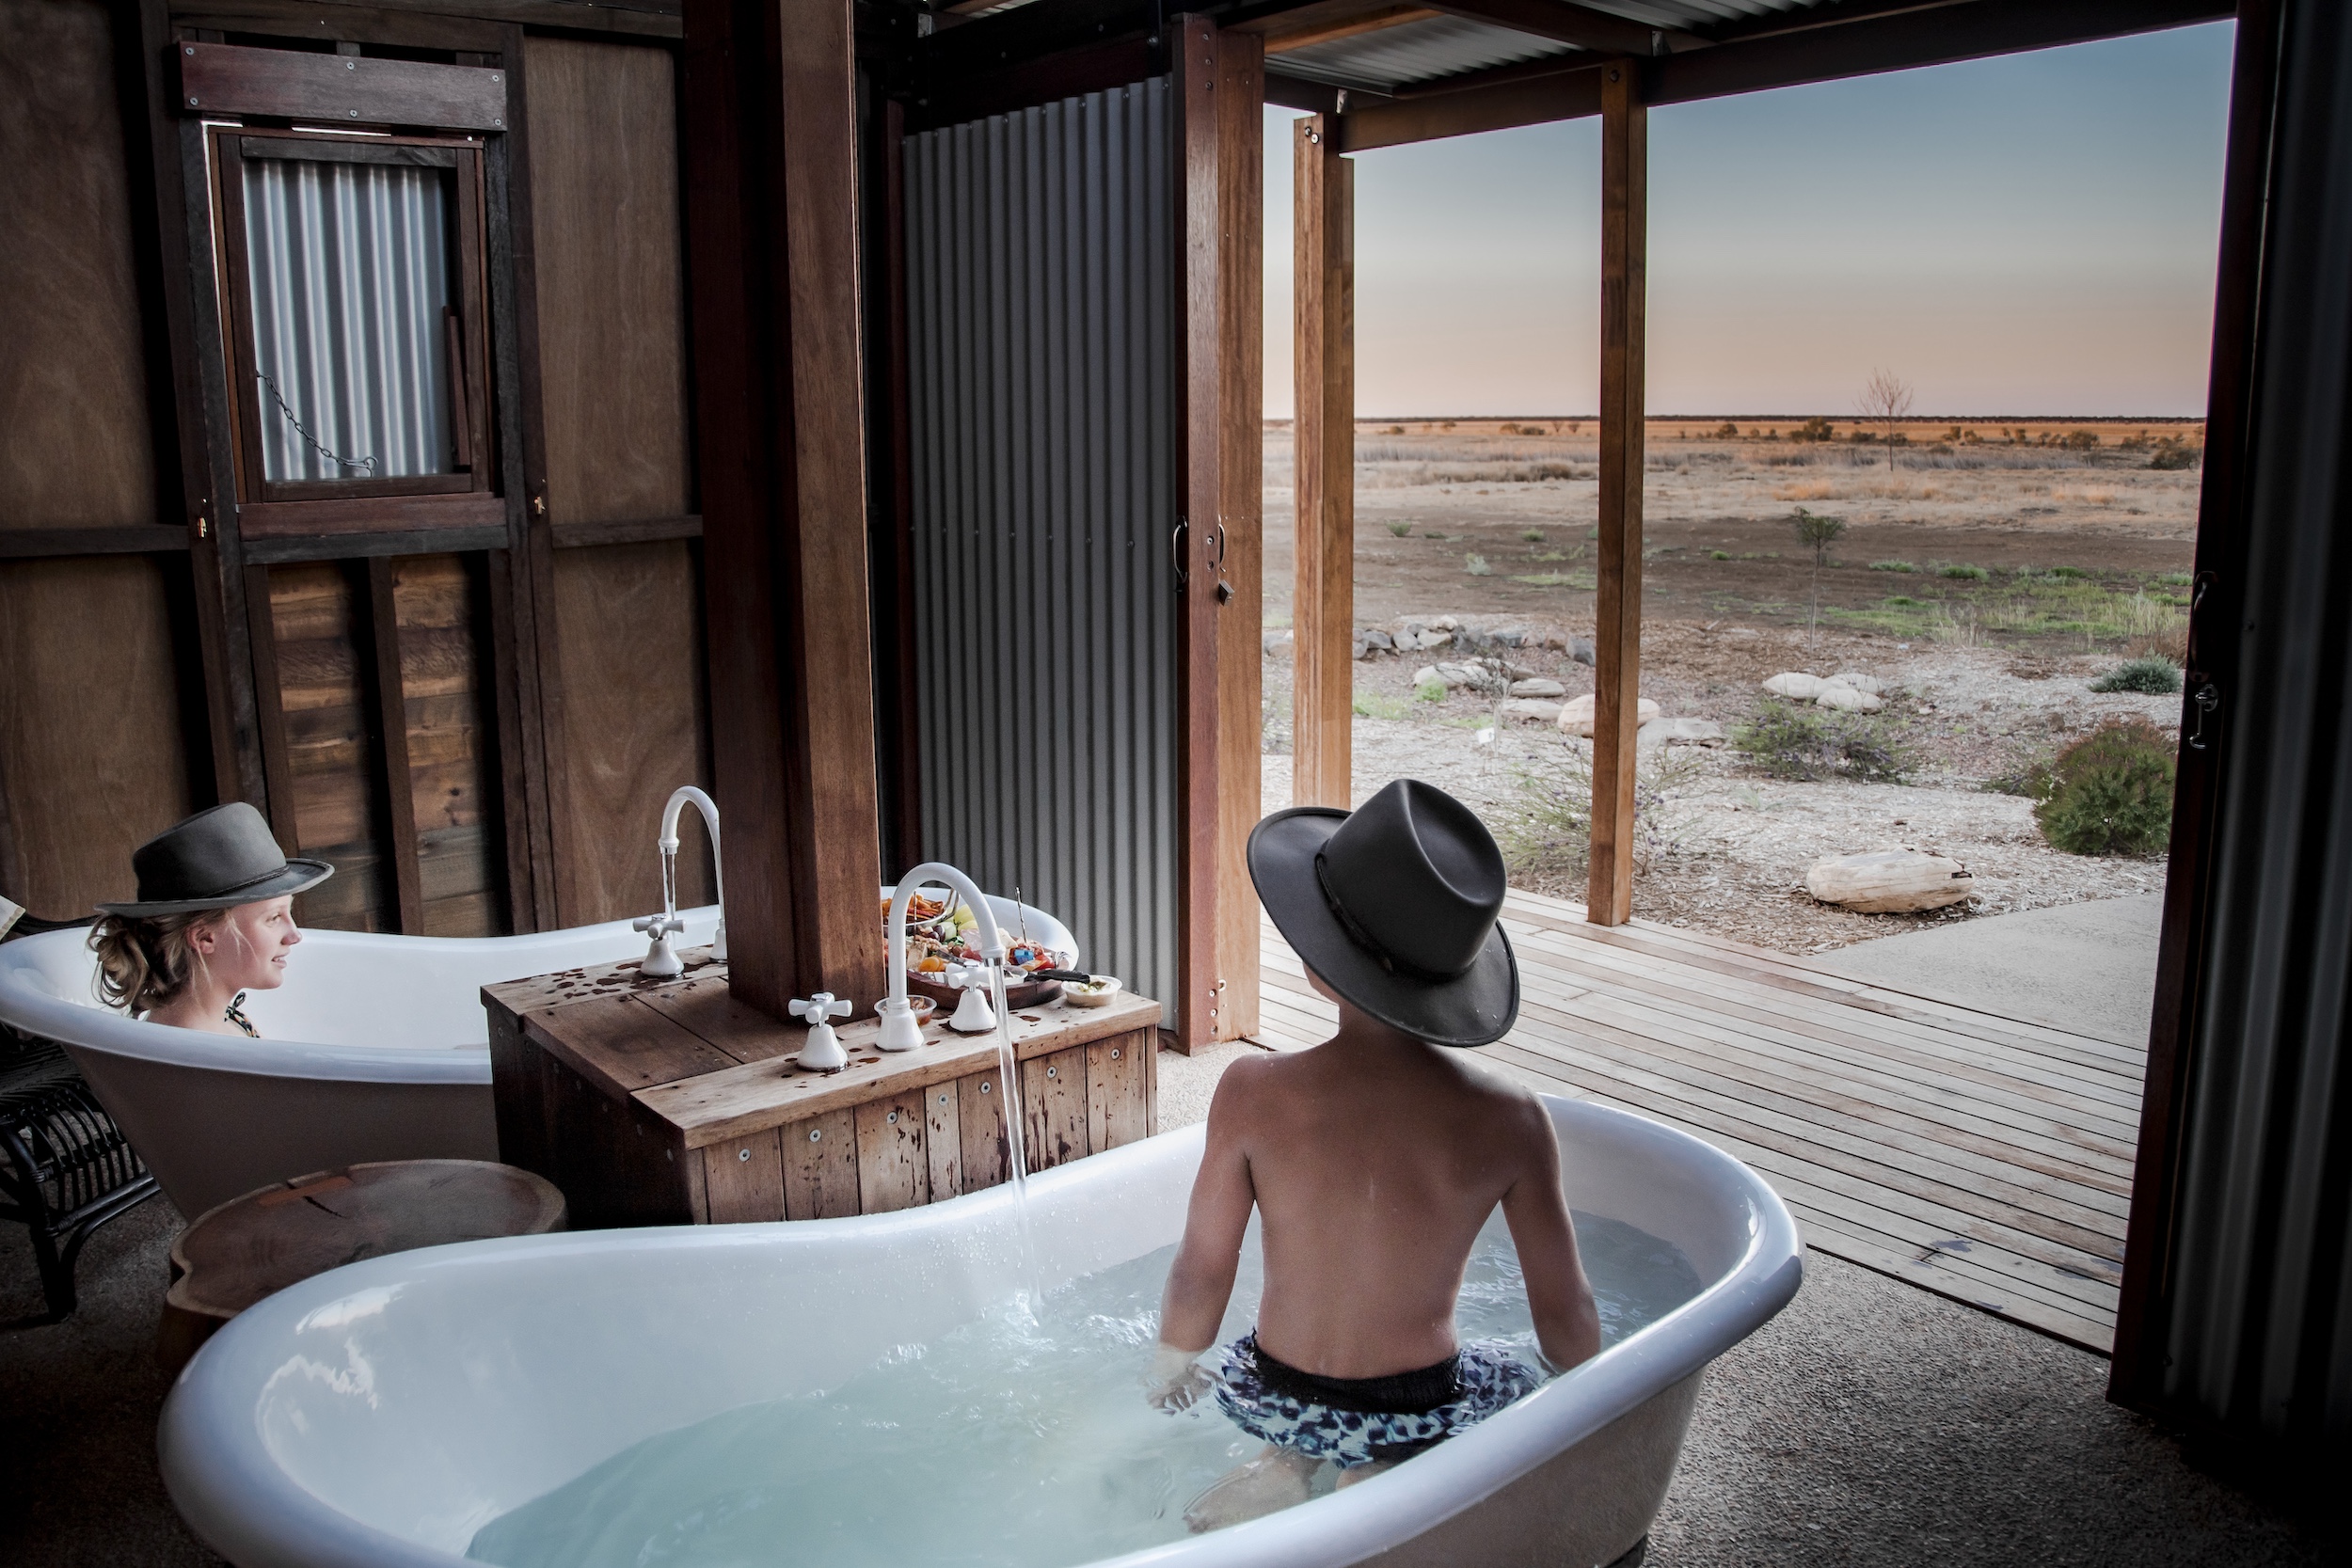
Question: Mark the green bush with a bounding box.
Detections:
[1521,530,1546,543]
[1464,554,1492,577]
[1870,560,1916,573]
[2148,438,2200,470]
[1386,520,1413,538]
[1938,563,1992,581]
[1708,549,1733,561]
[1496,743,1698,881]
[2033,720,2175,856]
[1732,700,1905,784]
[2044,565,2092,579]
[2089,657,2183,695]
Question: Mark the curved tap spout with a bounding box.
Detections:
[659,786,726,962]
[879,862,1004,1053]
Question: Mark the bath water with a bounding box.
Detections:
[467,1213,1700,1568]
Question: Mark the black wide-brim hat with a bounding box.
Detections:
[96,802,332,918]
[1248,779,1519,1048]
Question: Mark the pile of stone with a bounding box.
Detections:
[1763,671,1888,712]
[1356,615,1595,665]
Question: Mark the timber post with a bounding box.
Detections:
[1586,60,1646,927]
[1291,113,1354,811]
[679,0,887,1020]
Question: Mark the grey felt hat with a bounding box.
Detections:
[1248,779,1519,1048]
[96,803,332,917]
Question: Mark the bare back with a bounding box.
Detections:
[1157,1008,1600,1381]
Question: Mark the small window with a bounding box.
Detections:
[217,134,492,515]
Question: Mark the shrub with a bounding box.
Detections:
[1939,563,1992,580]
[1495,743,1699,881]
[2033,719,2175,856]
[2044,565,2092,579]
[1385,520,1413,537]
[2089,656,2183,694]
[1731,700,1905,783]
[1790,417,1835,443]
[1870,560,1916,573]
[2063,429,2101,451]
[2149,438,2200,470]
[1385,424,1406,435]
[2153,571,2195,587]
[1709,549,1732,561]
[1464,554,1492,576]
[1716,421,1739,438]
[1521,530,1546,543]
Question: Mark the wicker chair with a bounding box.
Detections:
[1,1024,159,1321]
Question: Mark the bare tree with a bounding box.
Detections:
[1855,369,1914,471]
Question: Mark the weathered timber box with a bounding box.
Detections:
[485,951,1161,1227]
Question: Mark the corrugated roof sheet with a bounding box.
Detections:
[1263,0,1835,95]
[1270,15,1579,93]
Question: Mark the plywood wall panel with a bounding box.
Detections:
[0,559,193,917]
[524,37,691,525]
[0,1,192,917]
[548,540,710,924]
[523,37,709,927]
[0,0,160,533]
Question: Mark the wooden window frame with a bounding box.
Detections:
[208,126,498,539]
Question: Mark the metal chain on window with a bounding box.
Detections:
[255,372,378,475]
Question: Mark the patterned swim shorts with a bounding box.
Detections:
[1212,1332,1545,1469]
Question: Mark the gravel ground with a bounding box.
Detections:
[1266,626,2178,954]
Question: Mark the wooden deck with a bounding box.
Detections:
[1248,888,2141,1354]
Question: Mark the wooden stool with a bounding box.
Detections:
[157,1159,564,1373]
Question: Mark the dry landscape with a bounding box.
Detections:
[1261,418,2201,954]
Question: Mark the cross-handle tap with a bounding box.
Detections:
[788,992,852,1071]
[633,911,688,978]
[945,960,999,1035]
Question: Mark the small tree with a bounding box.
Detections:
[1855,369,1914,470]
[1791,506,1848,637]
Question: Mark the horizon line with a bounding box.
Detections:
[1263,413,2211,425]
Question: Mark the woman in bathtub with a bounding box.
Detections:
[88,802,330,1037]
[1147,780,1600,1530]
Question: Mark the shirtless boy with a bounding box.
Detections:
[1147,779,1601,1530]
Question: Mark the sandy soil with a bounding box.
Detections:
[1261,420,2199,955]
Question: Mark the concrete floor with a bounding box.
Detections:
[1808,894,2165,1048]
[2,1013,2332,1566]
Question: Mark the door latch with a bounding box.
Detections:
[2187,681,2220,751]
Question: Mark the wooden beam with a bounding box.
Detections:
[1290,114,1353,811]
[682,0,886,1021]
[0,527,191,559]
[1585,60,1643,928]
[1261,4,1437,54]
[177,40,510,131]
[1175,15,1224,1054]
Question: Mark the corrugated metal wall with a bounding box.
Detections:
[2157,0,2352,1449]
[242,152,454,482]
[903,79,1180,1007]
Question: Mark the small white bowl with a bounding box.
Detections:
[1061,975,1122,1008]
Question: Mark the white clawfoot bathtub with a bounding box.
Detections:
[0,893,1073,1220]
[0,909,718,1218]
[159,1097,1802,1568]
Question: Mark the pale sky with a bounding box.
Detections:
[1263,21,2235,419]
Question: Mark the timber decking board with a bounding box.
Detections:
[1248,891,2139,1354]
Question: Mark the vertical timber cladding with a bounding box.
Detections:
[0,0,196,917]
[521,37,712,927]
[904,83,1183,1020]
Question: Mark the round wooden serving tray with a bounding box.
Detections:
[905,970,1065,1010]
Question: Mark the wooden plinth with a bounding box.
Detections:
[158,1159,565,1373]
[485,950,1162,1228]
